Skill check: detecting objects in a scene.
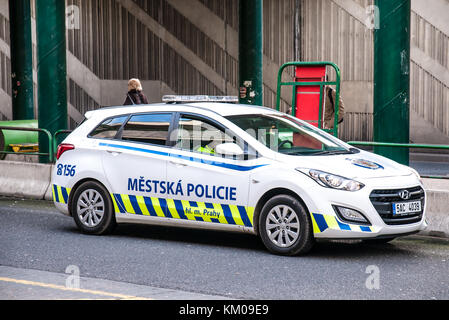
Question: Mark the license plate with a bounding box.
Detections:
[392,201,422,216]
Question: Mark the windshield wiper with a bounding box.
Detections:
[313,148,360,155]
[349,147,360,154]
[310,149,353,155]
[282,147,360,156]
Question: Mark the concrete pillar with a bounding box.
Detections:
[9,0,34,120]
[238,0,263,105]
[35,0,67,163]
[373,0,411,165]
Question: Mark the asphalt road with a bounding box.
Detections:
[410,160,449,177]
[1,197,448,300]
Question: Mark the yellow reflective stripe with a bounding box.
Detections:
[112,193,255,228]
[109,193,379,233]
[150,197,165,217]
[212,203,228,224]
[57,186,65,204]
[310,213,322,233]
[120,194,134,214]
[180,200,197,220]
[191,202,211,222]
[323,214,339,229]
[111,193,120,213]
[229,204,244,226]
[52,185,70,204]
[135,195,150,216]
[187,201,209,221]
[246,207,255,226]
[165,198,180,219]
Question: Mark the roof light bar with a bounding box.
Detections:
[162,95,239,103]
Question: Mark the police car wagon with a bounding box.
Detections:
[52,95,427,255]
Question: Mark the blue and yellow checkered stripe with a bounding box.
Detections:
[311,213,375,233]
[111,193,255,228]
[52,184,71,204]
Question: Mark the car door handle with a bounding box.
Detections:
[106,149,122,156]
[169,160,188,167]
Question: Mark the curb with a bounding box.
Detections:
[0,160,448,237]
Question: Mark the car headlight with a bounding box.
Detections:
[296,168,365,191]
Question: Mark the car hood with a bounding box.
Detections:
[278,150,413,179]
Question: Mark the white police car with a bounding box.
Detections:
[52,95,427,255]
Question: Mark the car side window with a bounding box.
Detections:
[89,115,128,139]
[120,113,172,146]
[173,114,255,159]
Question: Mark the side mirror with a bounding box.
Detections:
[215,143,244,156]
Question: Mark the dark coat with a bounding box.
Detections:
[323,86,345,129]
[124,89,149,105]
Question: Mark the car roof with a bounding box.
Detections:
[85,102,280,119]
[186,102,279,116]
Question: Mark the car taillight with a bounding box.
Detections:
[56,143,75,160]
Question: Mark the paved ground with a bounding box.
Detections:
[1,197,448,300]
[410,160,449,178]
[0,265,229,300]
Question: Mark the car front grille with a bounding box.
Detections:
[369,186,425,225]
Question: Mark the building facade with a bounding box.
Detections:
[0,0,448,143]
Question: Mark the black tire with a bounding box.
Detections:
[71,181,116,235]
[258,194,314,256]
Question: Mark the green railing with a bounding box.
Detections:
[348,141,449,179]
[0,127,74,162]
[0,126,54,163]
[1,126,447,180]
[53,129,73,157]
[276,61,341,137]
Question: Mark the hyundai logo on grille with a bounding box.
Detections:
[398,190,410,200]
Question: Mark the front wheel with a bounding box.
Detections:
[71,181,116,235]
[259,194,314,256]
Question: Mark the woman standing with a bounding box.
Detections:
[123,78,149,105]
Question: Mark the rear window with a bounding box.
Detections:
[120,113,172,146]
[89,115,128,139]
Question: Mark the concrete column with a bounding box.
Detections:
[373,0,411,165]
[35,0,67,163]
[238,0,263,105]
[9,0,34,120]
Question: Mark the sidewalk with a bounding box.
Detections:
[0,265,231,300]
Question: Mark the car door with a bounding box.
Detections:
[165,113,258,230]
[99,112,173,217]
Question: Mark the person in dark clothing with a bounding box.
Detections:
[123,78,149,105]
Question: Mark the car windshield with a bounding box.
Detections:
[226,113,351,155]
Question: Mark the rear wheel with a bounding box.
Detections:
[259,194,314,256]
[71,181,116,235]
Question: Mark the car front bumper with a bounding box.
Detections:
[305,174,427,239]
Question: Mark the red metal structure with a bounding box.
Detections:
[276,61,341,137]
[294,65,326,127]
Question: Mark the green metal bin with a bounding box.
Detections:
[0,120,38,160]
